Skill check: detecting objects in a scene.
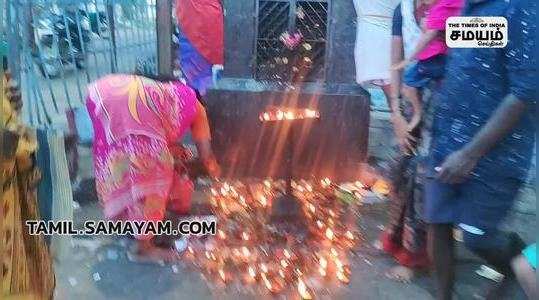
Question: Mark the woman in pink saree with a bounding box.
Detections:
[86,74,220,262]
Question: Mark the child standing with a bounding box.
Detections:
[392,0,464,131]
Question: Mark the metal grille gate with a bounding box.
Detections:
[5,0,158,127]
[255,0,328,83]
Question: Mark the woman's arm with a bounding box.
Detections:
[191,101,221,177]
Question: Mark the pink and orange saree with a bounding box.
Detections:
[86,74,210,236]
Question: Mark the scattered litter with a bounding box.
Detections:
[362,192,384,204]
[71,238,103,252]
[106,249,119,260]
[475,265,504,282]
[171,265,179,274]
[72,201,80,210]
[92,272,101,282]
[174,238,189,253]
[68,277,78,286]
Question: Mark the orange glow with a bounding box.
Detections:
[283,249,292,259]
[325,228,334,240]
[319,257,328,269]
[219,269,226,281]
[241,246,250,257]
[218,230,226,240]
[345,230,354,240]
[242,232,250,241]
[260,263,268,273]
[259,195,267,207]
[280,259,288,268]
[337,271,350,284]
[248,266,256,278]
[298,278,313,300]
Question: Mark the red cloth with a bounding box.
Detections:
[381,231,430,269]
[176,0,224,65]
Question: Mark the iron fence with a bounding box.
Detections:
[5,0,158,127]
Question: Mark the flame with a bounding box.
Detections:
[308,203,316,213]
[321,177,332,187]
[205,251,211,259]
[306,184,313,192]
[260,263,268,273]
[330,248,338,257]
[241,246,250,257]
[218,230,226,239]
[280,259,288,268]
[218,269,226,281]
[264,180,271,188]
[279,269,285,278]
[211,188,218,196]
[337,271,350,284]
[283,249,291,259]
[345,230,354,240]
[298,278,312,300]
[316,220,324,229]
[262,112,270,121]
[325,228,334,240]
[355,181,364,188]
[305,109,316,118]
[248,266,256,278]
[239,196,246,206]
[259,195,267,207]
[276,110,284,120]
[319,257,327,269]
[285,111,294,120]
[188,246,194,255]
[242,232,250,241]
[261,273,272,291]
[319,267,327,277]
[335,258,343,270]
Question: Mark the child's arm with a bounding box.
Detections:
[408,29,440,62]
[392,29,440,70]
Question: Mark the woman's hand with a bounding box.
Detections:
[203,157,221,178]
[391,112,417,155]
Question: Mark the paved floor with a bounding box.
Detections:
[53,180,533,300]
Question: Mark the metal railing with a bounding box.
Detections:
[6,0,158,127]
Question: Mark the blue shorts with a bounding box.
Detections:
[403,55,447,88]
[423,162,524,231]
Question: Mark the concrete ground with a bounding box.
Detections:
[50,92,535,300]
[53,177,534,300]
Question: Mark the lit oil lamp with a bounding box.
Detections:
[297,278,313,300]
[218,230,226,240]
[218,269,226,282]
[325,228,334,240]
[283,249,292,260]
[259,195,267,207]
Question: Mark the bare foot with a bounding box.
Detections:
[128,240,182,264]
[385,265,415,283]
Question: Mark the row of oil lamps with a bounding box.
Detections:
[185,179,360,298]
